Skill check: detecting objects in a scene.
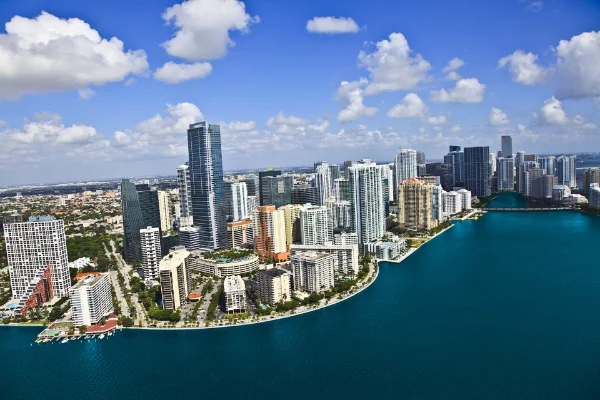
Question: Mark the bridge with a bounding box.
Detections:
[484,207,570,212]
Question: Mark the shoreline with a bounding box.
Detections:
[381,223,455,264]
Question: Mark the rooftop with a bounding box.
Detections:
[224,275,245,292]
[291,251,333,262]
[258,268,290,278]
[71,273,106,289]
[159,248,190,271]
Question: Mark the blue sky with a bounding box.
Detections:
[0,0,599,185]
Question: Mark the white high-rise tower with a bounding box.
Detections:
[394,149,418,187]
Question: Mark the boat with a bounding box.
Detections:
[99,334,105,339]
[61,338,69,344]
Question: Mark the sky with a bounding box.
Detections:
[0,0,599,186]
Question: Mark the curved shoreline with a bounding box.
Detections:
[130,264,380,332]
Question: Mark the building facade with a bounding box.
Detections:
[348,161,386,244]
[258,269,292,306]
[253,205,289,262]
[224,275,246,313]
[140,227,161,280]
[556,155,576,188]
[464,146,491,197]
[70,273,113,326]
[224,181,249,222]
[290,243,359,276]
[121,180,161,262]
[291,252,335,293]
[226,220,254,249]
[394,149,418,187]
[501,135,513,158]
[497,157,515,191]
[159,248,191,311]
[158,191,172,232]
[261,175,293,209]
[398,179,433,231]
[300,204,332,246]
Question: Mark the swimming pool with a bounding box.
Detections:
[4,301,18,309]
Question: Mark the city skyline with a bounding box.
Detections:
[0,0,599,186]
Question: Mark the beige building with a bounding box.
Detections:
[398,179,433,232]
[159,248,191,311]
[257,268,292,306]
[157,191,172,233]
[279,204,302,246]
[226,219,254,249]
[253,205,289,262]
[291,251,335,293]
[187,250,259,277]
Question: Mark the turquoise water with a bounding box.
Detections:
[487,192,528,208]
[2,207,600,399]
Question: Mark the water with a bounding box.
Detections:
[486,192,528,208]
[2,206,600,399]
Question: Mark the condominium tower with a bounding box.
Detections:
[348,161,386,244]
[394,149,418,186]
[140,226,162,280]
[176,164,193,218]
[464,146,491,197]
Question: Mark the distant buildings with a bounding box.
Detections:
[258,170,281,205]
[280,204,302,246]
[3,215,70,299]
[70,273,113,326]
[538,156,555,176]
[159,248,191,311]
[224,275,246,314]
[464,146,491,197]
[140,226,161,280]
[290,243,359,276]
[258,269,292,306]
[224,181,249,221]
[552,185,571,202]
[556,155,576,188]
[253,205,289,262]
[291,186,319,205]
[314,163,332,206]
[291,251,335,293]
[583,168,600,194]
[121,180,161,262]
[501,135,513,158]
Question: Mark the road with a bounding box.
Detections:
[103,243,130,318]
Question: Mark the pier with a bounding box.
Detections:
[484,207,570,212]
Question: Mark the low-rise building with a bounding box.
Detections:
[562,194,588,205]
[187,250,259,277]
[457,189,472,210]
[224,275,246,314]
[291,251,335,293]
[364,238,406,260]
[68,257,93,270]
[552,185,571,202]
[70,273,113,326]
[257,269,292,306]
[159,248,191,311]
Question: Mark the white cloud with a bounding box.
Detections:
[77,88,96,100]
[526,1,543,11]
[534,97,568,125]
[358,33,432,95]
[266,113,310,134]
[336,79,378,122]
[489,107,510,126]
[450,125,461,133]
[387,93,428,118]
[427,115,447,125]
[161,0,259,61]
[498,50,550,85]
[306,17,359,34]
[226,121,256,131]
[442,58,464,80]
[430,78,486,103]
[154,61,213,83]
[135,102,204,135]
[555,31,600,99]
[307,120,330,133]
[0,11,148,99]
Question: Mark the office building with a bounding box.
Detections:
[280,204,302,246]
[329,164,341,184]
[243,175,260,197]
[416,151,426,165]
[501,135,513,158]
[259,170,282,205]
[158,191,172,232]
[253,205,289,262]
[140,227,161,280]
[3,215,70,299]
[417,164,427,177]
[426,162,451,190]
[179,226,202,251]
[516,161,539,195]
[70,273,113,326]
[556,155,577,188]
[176,164,193,218]
[226,220,254,249]
[524,154,538,163]
[121,180,161,262]
[261,175,293,209]
[449,145,461,152]
[291,252,335,293]
[539,156,555,176]
[489,152,497,175]
[314,163,332,205]
[394,149,418,186]
[290,244,359,276]
[247,195,259,216]
[187,121,227,249]
[589,183,600,208]
[291,186,319,205]
[583,168,600,194]
[497,157,515,191]
[225,181,249,221]
[258,269,292,306]
[224,275,246,314]
[444,151,464,188]
[397,179,433,231]
[300,204,332,246]
[443,191,463,215]
[348,161,386,244]
[515,151,526,167]
[464,146,491,197]
[159,248,191,311]
[334,179,350,202]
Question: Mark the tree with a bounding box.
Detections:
[79,325,87,334]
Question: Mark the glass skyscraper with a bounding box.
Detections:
[259,170,281,205]
[464,146,492,197]
[187,122,227,249]
[121,180,161,262]
[261,175,293,208]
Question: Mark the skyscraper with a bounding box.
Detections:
[4,215,70,299]
[497,157,515,191]
[300,204,333,246]
[157,191,172,232]
[464,146,491,197]
[187,122,227,249]
[416,151,426,165]
[314,163,332,205]
[556,155,576,188]
[329,164,341,183]
[224,181,249,222]
[261,175,293,208]
[348,161,386,244]
[253,205,289,262]
[259,170,281,205]
[394,149,418,186]
[397,179,433,232]
[291,186,319,205]
[501,135,513,158]
[449,145,461,152]
[515,151,526,167]
[140,226,161,279]
[121,180,161,262]
[444,151,464,188]
[242,175,260,197]
[176,164,192,218]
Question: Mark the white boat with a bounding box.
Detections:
[61,338,69,344]
[99,334,105,339]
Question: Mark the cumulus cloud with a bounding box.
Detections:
[161,0,259,61]
[387,93,428,118]
[358,33,432,95]
[498,50,550,85]
[430,78,485,103]
[442,58,464,80]
[154,61,213,83]
[555,31,600,99]
[450,125,461,133]
[226,121,256,132]
[489,107,510,126]
[0,11,148,99]
[306,17,359,34]
[427,115,447,125]
[533,97,568,125]
[135,102,204,135]
[266,113,310,134]
[336,79,378,122]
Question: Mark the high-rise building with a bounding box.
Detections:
[444,151,464,188]
[556,155,576,188]
[259,170,281,205]
[176,164,193,218]
[70,273,113,326]
[224,275,246,313]
[589,183,600,208]
[516,161,539,195]
[246,195,258,217]
[416,151,426,165]
[159,248,191,311]
[226,220,254,249]
[300,204,332,246]
[243,175,260,197]
[140,227,161,279]
[279,204,302,246]
[394,149,418,186]
[121,180,161,262]
[497,157,515,191]
[258,269,292,306]
[3,216,70,299]
[329,164,341,184]
[291,186,319,205]
[314,163,332,205]
[539,156,555,176]
[464,146,491,197]
[158,191,172,232]
[253,205,289,262]
[426,162,451,190]
[583,168,600,194]
[489,152,497,175]
[224,181,249,221]
[531,174,556,199]
[524,154,538,163]
[515,151,526,167]
[524,167,545,197]
[457,189,472,211]
[348,161,386,244]
[261,175,293,209]
[397,179,433,231]
[334,179,350,202]
[449,145,461,152]
[501,135,513,158]
[187,121,227,249]
[291,251,335,293]
[430,185,444,223]
[443,191,463,215]
[290,243,359,276]
[343,161,356,179]
[178,226,201,251]
[330,201,352,231]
